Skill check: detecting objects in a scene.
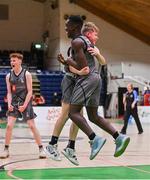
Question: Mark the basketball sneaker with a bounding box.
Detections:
[138,130,143,134]
[89,135,106,160]
[62,147,79,166]
[45,144,61,161]
[39,148,46,159]
[0,149,9,159]
[114,134,130,157]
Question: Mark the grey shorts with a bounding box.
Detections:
[7,100,36,121]
[61,73,76,103]
[70,72,101,107]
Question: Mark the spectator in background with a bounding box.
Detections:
[143,86,150,95]
[138,91,144,106]
[32,94,45,106]
[51,92,61,106]
[121,83,143,134]
[143,86,150,106]
[32,94,38,106]
[0,96,8,120]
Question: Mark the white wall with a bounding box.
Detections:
[43,0,60,70]
[0,0,44,50]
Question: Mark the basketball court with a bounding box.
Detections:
[0,114,150,179]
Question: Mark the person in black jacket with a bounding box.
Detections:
[121,83,143,134]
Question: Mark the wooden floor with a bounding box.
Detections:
[0,117,150,171]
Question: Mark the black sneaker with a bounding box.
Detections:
[120,131,126,135]
[138,130,143,134]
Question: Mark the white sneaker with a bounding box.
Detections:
[39,148,47,159]
[0,149,9,159]
[45,144,61,161]
[62,147,79,166]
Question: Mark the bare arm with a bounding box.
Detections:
[66,39,88,70]
[6,73,13,111]
[57,53,89,75]
[88,46,106,65]
[69,66,90,75]
[123,94,126,110]
[18,71,33,112]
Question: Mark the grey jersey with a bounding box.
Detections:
[9,69,27,106]
[78,35,101,73]
[70,36,102,106]
[7,69,36,121]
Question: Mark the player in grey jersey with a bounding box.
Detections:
[45,20,107,165]
[64,16,130,160]
[0,53,46,159]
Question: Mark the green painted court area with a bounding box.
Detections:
[0,165,150,179]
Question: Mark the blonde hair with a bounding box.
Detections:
[9,53,23,60]
[81,22,99,34]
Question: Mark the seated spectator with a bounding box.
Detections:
[32,94,45,106]
[138,91,144,106]
[143,86,150,95]
[142,86,150,106]
[0,96,8,119]
[32,94,38,106]
[51,92,61,106]
[144,93,150,106]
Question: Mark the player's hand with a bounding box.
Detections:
[57,53,67,65]
[18,105,26,113]
[8,105,14,112]
[87,46,100,56]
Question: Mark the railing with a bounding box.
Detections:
[124,75,150,88]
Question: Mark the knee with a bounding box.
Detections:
[68,111,76,120]
[88,114,93,122]
[89,117,95,123]
[68,112,72,119]
[88,113,95,123]
[28,122,35,130]
[6,124,13,131]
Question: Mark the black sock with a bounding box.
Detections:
[49,136,58,145]
[67,140,75,149]
[113,131,119,139]
[89,132,96,140]
[39,145,43,150]
[5,145,9,150]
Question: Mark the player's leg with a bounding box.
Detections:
[27,119,46,159]
[50,102,70,142]
[62,122,79,165]
[131,108,143,134]
[86,106,130,157]
[69,104,106,160]
[120,110,130,134]
[0,116,16,158]
[62,109,84,165]
[86,106,117,135]
[45,102,70,161]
